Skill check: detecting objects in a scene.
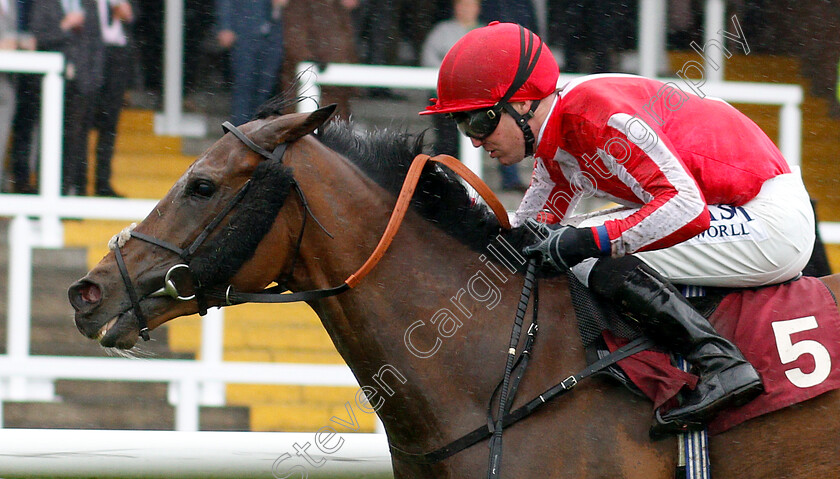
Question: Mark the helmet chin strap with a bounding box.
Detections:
[502,99,541,157]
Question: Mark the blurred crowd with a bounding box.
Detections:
[1,0,839,195]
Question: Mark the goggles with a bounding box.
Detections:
[448,106,503,140]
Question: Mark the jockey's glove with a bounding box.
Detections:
[522,219,610,270]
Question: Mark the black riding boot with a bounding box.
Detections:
[587,256,764,436]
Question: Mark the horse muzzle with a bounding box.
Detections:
[68,278,134,345]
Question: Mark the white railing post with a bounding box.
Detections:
[459,135,482,179]
[779,101,802,168]
[161,0,183,135]
[175,379,200,432]
[200,308,226,405]
[296,63,322,113]
[5,216,56,402]
[638,0,667,78]
[38,68,65,246]
[704,0,726,82]
[6,215,32,399]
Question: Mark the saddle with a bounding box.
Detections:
[570,272,840,434]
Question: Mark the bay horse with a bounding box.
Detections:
[69,101,840,478]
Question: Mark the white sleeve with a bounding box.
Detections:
[512,158,555,228]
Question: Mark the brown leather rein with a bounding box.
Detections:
[212,152,512,306]
[347,153,512,287]
[119,120,512,326]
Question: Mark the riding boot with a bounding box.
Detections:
[587,256,764,436]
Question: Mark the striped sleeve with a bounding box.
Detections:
[512,158,555,228]
[586,113,709,255]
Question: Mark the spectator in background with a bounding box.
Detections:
[552,0,630,73]
[420,0,481,157]
[0,0,19,191]
[352,0,439,97]
[90,0,132,197]
[215,0,286,126]
[132,0,161,99]
[8,0,40,194]
[280,0,358,120]
[31,0,105,196]
[465,0,532,191]
[480,0,536,32]
[183,0,214,99]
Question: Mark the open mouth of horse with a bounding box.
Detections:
[95,312,135,348]
[80,305,154,349]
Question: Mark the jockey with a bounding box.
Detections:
[420,22,816,435]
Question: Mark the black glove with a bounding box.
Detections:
[522,219,608,271]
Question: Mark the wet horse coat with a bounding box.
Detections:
[70,106,840,478]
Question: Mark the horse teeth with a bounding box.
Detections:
[97,317,118,342]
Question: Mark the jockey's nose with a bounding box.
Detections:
[470,137,485,148]
[68,279,102,313]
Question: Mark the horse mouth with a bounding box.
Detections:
[92,310,141,349]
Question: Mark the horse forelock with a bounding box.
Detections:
[317,119,535,256]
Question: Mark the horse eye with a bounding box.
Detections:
[189,179,216,198]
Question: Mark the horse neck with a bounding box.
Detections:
[284,142,581,450]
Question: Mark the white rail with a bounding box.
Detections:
[0,50,64,246]
[0,429,392,478]
[0,355,359,432]
[296,63,804,169]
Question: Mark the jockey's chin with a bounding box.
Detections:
[490,146,527,166]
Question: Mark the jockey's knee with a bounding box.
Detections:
[575,255,647,296]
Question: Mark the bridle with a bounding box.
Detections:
[110,120,510,342]
[107,119,653,477]
[110,121,328,341]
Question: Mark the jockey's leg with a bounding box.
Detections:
[585,255,763,434]
[567,171,814,433]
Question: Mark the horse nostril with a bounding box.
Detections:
[69,280,102,311]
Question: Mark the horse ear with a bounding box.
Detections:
[283,104,337,141]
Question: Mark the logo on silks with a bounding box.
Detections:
[683,204,768,245]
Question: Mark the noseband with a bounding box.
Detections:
[111,121,326,341]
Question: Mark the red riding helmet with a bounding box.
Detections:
[420,22,559,116]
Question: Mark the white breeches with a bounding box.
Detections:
[572,170,816,288]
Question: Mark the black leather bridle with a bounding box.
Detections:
[111,121,338,341]
[110,120,654,479]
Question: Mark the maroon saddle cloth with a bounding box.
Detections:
[596,276,840,434]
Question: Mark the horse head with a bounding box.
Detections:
[68,105,337,349]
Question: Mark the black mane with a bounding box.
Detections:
[317,119,533,254]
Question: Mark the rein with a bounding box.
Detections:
[110,123,511,336]
[110,121,654,475]
[209,152,511,304]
